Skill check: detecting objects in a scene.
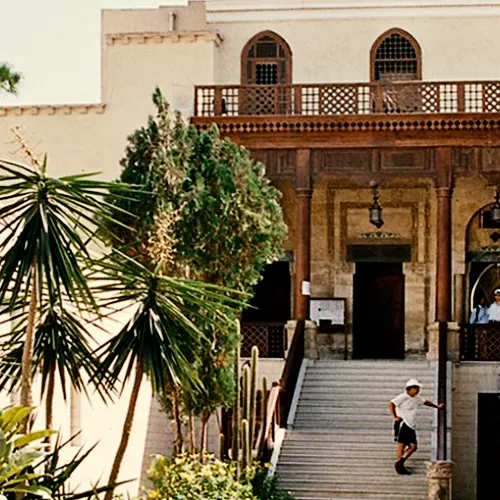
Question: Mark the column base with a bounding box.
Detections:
[427,460,453,500]
[426,322,460,362]
[285,320,318,360]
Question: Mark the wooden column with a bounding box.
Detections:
[294,149,312,320]
[435,147,453,461]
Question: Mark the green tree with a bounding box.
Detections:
[0,63,21,95]
[95,253,244,500]
[0,158,129,426]
[103,88,287,450]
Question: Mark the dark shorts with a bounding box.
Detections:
[394,421,417,445]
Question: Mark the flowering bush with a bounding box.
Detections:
[146,454,256,500]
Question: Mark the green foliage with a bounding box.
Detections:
[0,158,129,311]
[94,252,244,393]
[0,406,55,499]
[251,467,295,500]
[0,306,105,399]
[28,433,130,500]
[146,454,256,500]
[104,87,286,440]
[0,63,21,95]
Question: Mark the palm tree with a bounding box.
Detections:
[0,63,21,95]
[94,253,243,500]
[0,158,130,420]
[0,304,109,432]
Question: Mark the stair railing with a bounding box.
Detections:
[279,319,305,426]
[256,319,305,463]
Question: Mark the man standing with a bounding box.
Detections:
[388,379,445,475]
[488,289,500,323]
[470,297,489,324]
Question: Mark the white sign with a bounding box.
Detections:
[310,299,345,325]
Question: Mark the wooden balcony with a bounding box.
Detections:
[194,81,500,117]
[460,324,500,361]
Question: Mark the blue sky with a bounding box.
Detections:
[1,0,186,105]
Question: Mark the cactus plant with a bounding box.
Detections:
[256,375,268,456]
[241,418,250,470]
[231,323,241,464]
[219,433,225,460]
[249,346,258,446]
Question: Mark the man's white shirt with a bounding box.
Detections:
[391,392,425,429]
[488,302,500,322]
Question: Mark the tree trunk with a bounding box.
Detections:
[43,363,56,451]
[104,362,144,500]
[20,263,37,431]
[200,412,210,463]
[171,387,183,455]
[45,363,55,430]
[188,412,196,454]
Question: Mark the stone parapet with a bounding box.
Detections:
[427,460,453,500]
[427,322,460,362]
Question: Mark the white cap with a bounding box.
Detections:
[495,289,500,294]
[405,378,421,389]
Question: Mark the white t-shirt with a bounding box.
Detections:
[391,392,425,429]
[489,302,500,322]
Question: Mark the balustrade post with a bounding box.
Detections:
[456,83,465,112]
[214,87,223,116]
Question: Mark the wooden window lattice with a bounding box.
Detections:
[374,33,419,82]
[241,323,285,358]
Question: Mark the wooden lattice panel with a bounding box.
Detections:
[437,84,457,113]
[241,323,269,357]
[477,327,500,361]
[196,87,214,116]
[240,323,285,358]
[484,83,500,112]
[465,83,484,112]
[221,88,239,116]
[320,85,358,115]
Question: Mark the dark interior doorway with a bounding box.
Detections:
[353,262,405,359]
[241,261,291,323]
[477,393,500,500]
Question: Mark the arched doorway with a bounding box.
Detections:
[466,203,500,315]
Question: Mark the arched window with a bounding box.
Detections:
[241,31,292,85]
[371,29,422,82]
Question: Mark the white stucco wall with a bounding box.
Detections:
[213,16,500,85]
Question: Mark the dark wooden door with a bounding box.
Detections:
[353,263,405,359]
[477,393,500,500]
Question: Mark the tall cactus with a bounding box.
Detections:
[242,364,250,424]
[256,375,268,457]
[241,419,250,471]
[231,322,241,465]
[249,346,258,447]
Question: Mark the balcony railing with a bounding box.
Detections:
[460,324,500,361]
[194,81,500,117]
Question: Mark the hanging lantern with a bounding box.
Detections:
[369,182,384,229]
[491,188,500,224]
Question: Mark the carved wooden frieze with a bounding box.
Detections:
[379,148,434,171]
[452,147,476,170]
[250,149,296,179]
[481,148,500,172]
[312,149,372,175]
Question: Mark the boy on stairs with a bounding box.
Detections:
[388,378,445,475]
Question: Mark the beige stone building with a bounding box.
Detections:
[2,1,500,498]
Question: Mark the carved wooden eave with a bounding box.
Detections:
[0,104,106,117]
[106,31,223,47]
[191,113,500,149]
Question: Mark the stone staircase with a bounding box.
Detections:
[276,360,436,500]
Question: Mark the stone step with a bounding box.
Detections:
[282,479,426,492]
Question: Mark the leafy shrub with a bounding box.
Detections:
[251,466,295,500]
[146,454,256,500]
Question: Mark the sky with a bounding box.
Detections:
[0,0,187,106]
